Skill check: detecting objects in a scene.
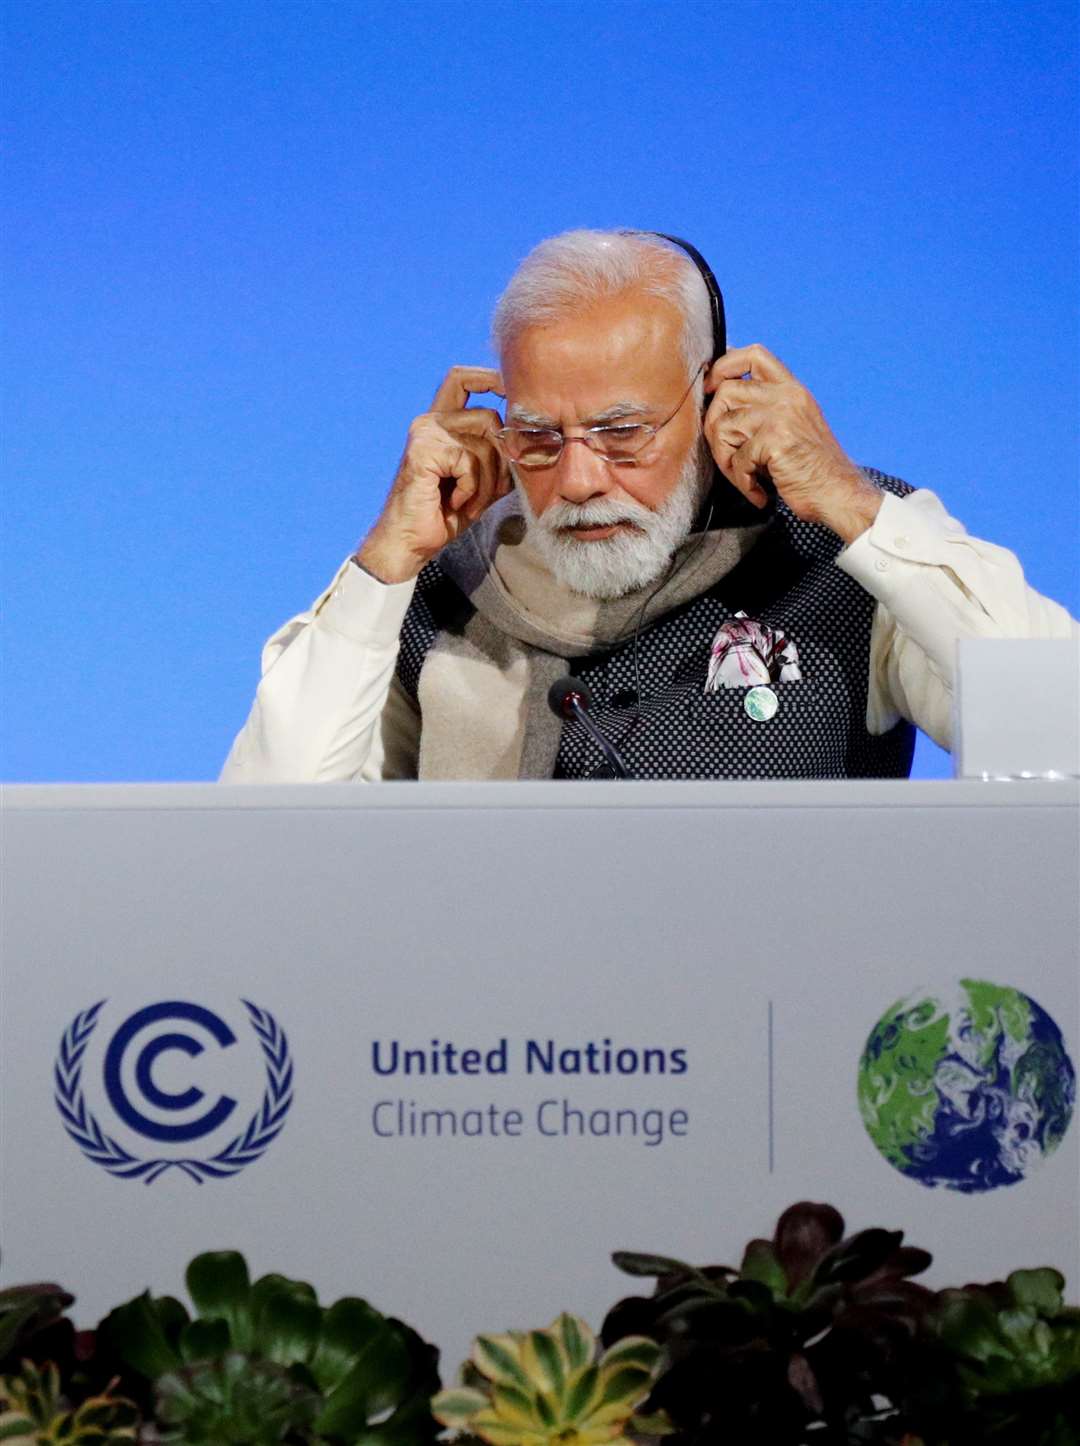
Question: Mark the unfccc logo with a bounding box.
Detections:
[54,1000,293,1183]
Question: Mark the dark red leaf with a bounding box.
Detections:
[786,1351,824,1414]
[774,1203,845,1289]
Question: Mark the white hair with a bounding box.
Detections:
[492,229,714,381]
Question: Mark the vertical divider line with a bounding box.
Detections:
[768,998,775,1174]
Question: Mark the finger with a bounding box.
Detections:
[443,438,502,518]
[433,406,504,439]
[417,418,502,475]
[704,403,768,456]
[442,447,481,514]
[462,437,504,518]
[705,379,774,413]
[705,420,751,484]
[432,365,506,411]
[702,403,763,491]
[480,434,513,501]
[722,434,772,509]
[706,344,793,390]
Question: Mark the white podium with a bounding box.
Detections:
[2,780,1077,1372]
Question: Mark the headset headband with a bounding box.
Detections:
[619,229,727,361]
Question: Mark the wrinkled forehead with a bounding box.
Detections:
[501,291,688,425]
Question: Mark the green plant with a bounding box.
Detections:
[153,1353,321,1445]
[6,1214,1078,1446]
[433,1313,660,1446]
[601,1201,937,1445]
[913,1267,1080,1445]
[98,1251,440,1445]
[0,1359,138,1444]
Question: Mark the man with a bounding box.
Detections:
[221,230,1076,782]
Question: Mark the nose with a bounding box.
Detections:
[555,436,614,504]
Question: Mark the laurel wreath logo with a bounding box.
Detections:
[54,1000,294,1184]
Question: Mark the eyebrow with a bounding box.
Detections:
[506,400,653,428]
[506,405,557,426]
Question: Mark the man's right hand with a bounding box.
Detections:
[356,366,510,584]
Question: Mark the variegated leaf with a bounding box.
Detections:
[554,1314,595,1372]
[431,1387,488,1428]
[0,1417,36,1442]
[472,1334,531,1391]
[588,1398,651,1430]
[522,1328,566,1399]
[532,1387,557,1429]
[563,1362,601,1422]
[597,1336,660,1373]
[470,1407,549,1446]
[583,1365,656,1430]
[491,1382,542,1431]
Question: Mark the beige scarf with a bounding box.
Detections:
[418,494,767,779]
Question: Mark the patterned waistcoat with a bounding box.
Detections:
[396,471,916,781]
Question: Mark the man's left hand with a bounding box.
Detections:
[704,344,883,545]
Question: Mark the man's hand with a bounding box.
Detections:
[704,344,882,545]
[356,366,510,584]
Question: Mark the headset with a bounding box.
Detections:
[624,229,769,526]
[645,230,727,360]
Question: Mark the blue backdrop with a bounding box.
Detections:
[4,0,1077,782]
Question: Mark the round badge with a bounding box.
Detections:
[744,685,779,722]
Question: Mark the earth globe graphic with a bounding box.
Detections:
[858,979,1075,1192]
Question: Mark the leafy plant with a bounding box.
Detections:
[98,1251,440,1445]
[433,1313,661,1446]
[0,1288,76,1370]
[912,1267,1080,1445]
[153,1353,321,1445]
[5,1213,1078,1446]
[0,1282,130,1428]
[601,1201,937,1445]
[0,1359,138,1444]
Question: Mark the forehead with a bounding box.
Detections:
[502,290,687,421]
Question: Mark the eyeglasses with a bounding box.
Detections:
[494,364,706,469]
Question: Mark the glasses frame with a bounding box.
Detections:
[495,363,707,470]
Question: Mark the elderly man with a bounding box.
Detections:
[222,229,1075,782]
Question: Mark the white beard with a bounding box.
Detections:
[514,441,713,600]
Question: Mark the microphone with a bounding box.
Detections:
[547,677,632,780]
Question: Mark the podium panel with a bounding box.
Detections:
[2,781,1077,1372]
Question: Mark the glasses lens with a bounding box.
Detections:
[503,429,563,466]
[588,425,651,461]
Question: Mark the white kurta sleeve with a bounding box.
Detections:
[220,559,420,782]
[836,490,1079,750]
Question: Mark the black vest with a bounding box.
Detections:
[396,470,916,781]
